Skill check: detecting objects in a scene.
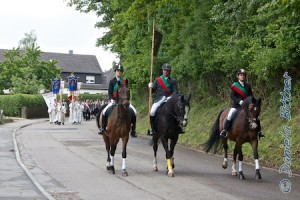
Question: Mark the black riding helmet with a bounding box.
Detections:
[237,69,246,76]
[114,64,124,72]
[162,63,172,71]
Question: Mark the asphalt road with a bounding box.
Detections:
[1,118,299,200]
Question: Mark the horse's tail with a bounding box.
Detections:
[203,109,224,153]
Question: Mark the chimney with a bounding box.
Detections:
[69,50,73,54]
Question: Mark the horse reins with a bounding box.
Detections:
[243,104,258,130]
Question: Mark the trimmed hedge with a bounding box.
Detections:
[0,94,45,117]
[0,93,106,117]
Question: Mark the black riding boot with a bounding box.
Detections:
[148,116,155,136]
[98,114,107,135]
[220,119,231,138]
[258,131,265,139]
[131,114,137,138]
[178,125,185,134]
[257,119,265,139]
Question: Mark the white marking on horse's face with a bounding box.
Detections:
[250,122,258,129]
[182,105,189,127]
[184,106,189,119]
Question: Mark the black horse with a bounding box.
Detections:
[150,93,191,177]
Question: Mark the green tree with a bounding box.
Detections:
[0,47,62,94]
[67,0,300,99]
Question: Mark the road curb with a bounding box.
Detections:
[12,120,56,200]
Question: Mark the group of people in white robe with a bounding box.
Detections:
[68,100,86,124]
[48,99,105,125]
[48,99,67,125]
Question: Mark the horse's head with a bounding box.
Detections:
[116,82,130,108]
[242,96,262,129]
[173,93,191,128]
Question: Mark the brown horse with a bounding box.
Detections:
[204,96,262,180]
[99,82,132,176]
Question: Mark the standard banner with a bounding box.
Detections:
[52,78,61,94]
[68,76,78,91]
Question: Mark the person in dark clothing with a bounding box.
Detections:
[98,64,137,138]
[148,63,182,136]
[220,69,264,139]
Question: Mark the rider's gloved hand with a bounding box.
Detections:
[239,100,244,105]
[110,99,116,105]
[148,82,154,88]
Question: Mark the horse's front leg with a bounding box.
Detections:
[121,136,129,176]
[251,139,262,180]
[222,138,228,169]
[152,136,159,171]
[237,143,245,180]
[161,138,174,177]
[109,140,118,175]
[231,144,238,176]
[103,135,111,170]
[169,136,178,169]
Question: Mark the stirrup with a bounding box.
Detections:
[147,129,154,136]
[131,130,137,138]
[258,131,265,139]
[98,127,105,135]
[178,127,185,134]
[220,130,228,138]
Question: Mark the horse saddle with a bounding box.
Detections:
[104,105,115,120]
[104,105,134,121]
[227,109,241,131]
[152,102,167,129]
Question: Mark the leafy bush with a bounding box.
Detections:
[0,94,45,117]
[0,93,107,117]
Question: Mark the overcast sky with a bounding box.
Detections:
[0,0,118,71]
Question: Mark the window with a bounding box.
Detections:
[86,76,95,84]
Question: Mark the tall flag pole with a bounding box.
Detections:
[148,20,155,127]
[60,80,65,105]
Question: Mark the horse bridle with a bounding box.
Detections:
[168,104,188,127]
[117,86,130,107]
[244,104,259,129]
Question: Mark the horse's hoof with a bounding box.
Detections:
[171,157,175,169]
[238,171,245,180]
[222,162,228,169]
[232,171,238,176]
[110,166,115,174]
[122,170,128,177]
[106,166,111,170]
[255,169,262,180]
[153,166,158,171]
[168,171,174,177]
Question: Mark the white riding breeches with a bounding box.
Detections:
[102,102,137,115]
[102,102,114,115]
[150,96,166,116]
[227,108,237,121]
[130,104,137,114]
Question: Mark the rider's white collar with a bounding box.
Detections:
[239,80,245,87]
